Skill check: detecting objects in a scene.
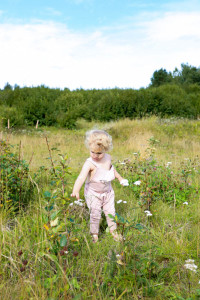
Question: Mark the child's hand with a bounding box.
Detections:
[120,179,129,186]
[71,192,80,200]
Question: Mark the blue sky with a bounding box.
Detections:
[0,0,200,90]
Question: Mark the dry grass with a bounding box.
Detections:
[1,117,200,171]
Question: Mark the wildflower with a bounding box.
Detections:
[123,201,127,204]
[43,224,49,231]
[134,180,141,186]
[50,217,59,227]
[183,201,188,205]
[185,259,195,263]
[116,253,125,265]
[60,250,65,256]
[20,266,26,272]
[69,202,73,206]
[184,259,197,272]
[166,162,172,168]
[120,179,129,186]
[120,162,126,165]
[74,200,83,206]
[144,210,152,217]
[18,250,23,256]
[133,152,138,155]
[117,200,123,204]
[22,259,28,266]
[70,237,79,242]
[73,251,79,257]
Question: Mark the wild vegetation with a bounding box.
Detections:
[0,117,200,299]
[0,63,200,129]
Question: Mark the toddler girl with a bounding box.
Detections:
[71,130,128,242]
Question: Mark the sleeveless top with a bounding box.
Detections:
[84,157,115,193]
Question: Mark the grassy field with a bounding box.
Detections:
[0,117,200,299]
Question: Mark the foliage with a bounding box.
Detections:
[0,63,200,129]
[115,138,199,209]
[0,125,200,299]
[150,68,173,87]
[0,139,33,210]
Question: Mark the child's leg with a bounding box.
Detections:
[102,190,117,232]
[85,193,102,235]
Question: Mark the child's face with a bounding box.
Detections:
[90,149,105,161]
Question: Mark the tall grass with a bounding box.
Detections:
[0,117,200,299]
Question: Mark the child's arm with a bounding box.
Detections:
[71,161,91,200]
[114,168,129,186]
[114,168,123,182]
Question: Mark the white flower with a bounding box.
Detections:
[50,217,59,227]
[69,203,74,206]
[184,263,197,272]
[144,210,153,216]
[123,201,127,204]
[184,259,197,272]
[166,162,172,168]
[133,152,138,155]
[183,201,188,205]
[134,180,141,186]
[120,179,129,186]
[74,200,83,206]
[120,162,126,165]
[117,200,123,204]
[185,259,195,264]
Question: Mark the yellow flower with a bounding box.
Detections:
[116,259,125,265]
[44,224,49,230]
[70,237,79,242]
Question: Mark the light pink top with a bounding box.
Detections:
[84,157,115,193]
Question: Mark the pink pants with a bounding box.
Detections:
[84,188,117,234]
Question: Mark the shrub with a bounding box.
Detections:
[0,140,33,210]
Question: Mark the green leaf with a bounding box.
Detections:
[51,211,59,220]
[108,214,115,219]
[45,205,54,211]
[71,278,80,289]
[60,235,67,247]
[44,191,51,198]
[135,223,145,230]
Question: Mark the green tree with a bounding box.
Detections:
[150,68,172,87]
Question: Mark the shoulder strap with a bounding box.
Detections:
[86,157,98,167]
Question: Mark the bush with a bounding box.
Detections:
[0,106,24,127]
[0,140,33,210]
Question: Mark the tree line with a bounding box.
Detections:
[0,63,200,128]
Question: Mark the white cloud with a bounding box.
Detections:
[45,7,62,16]
[0,10,200,90]
[145,12,200,42]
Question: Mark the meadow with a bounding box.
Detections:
[0,117,200,299]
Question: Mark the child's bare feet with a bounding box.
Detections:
[110,231,123,242]
[92,234,98,243]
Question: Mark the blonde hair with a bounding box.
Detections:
[85,130,113,152]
